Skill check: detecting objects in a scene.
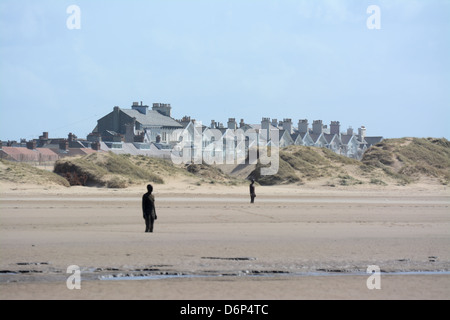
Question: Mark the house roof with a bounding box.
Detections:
[66,148,98,157]
[0,147,59,161]
[364,136,383,146]
[299,132,309,139]
[1,146,36,157]
[341,134,356,145]
[36,148,59,157]
[69,141,87,148]
[279,130,294,141]
[121,109,183,128]
[323,133,337,144]
[309,133,325,143]
[104,130,121,137]
[291,133,300,141]
[99,141,171,157]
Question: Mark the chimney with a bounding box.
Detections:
[152,103,171,117]
[271,119,278,128]
[239,119,245,128]
[68,133,74,142]
[26,140,36,150]
[124,120,135,143]
[282,118,292,134]
[59,140,69,151]
[37,132,49,147]
[347,126,354,135]
[298,119,308,134]
[112,106,121,133]
[91,141,100,151]
[227,118,237,130]
[179,116,191,128]
[358,126,366,141]
[132,102,148,115]
[330,121,340,135]
[261,117,271,141]
[312,120,323,135]
[210,120,216,129]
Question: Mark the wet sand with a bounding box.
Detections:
[0,182,449,300]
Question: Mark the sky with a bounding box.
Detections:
[0,0,449,141]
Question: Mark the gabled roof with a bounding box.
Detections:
[279,129,293,141]
[1,146,36,157]
[0,147,59,161]
[323,133,339,144]
[309,133,327,143]
[341,134,358,145]
[121,109,182,128]
[183,120,207,135]
[66,148,98,157]
[299,132,309,139]
[291,133,300,141]
[104,130,121,136]
[364,136,383,147]
[36,148,59,157]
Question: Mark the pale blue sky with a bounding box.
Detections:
[0,0,449,141]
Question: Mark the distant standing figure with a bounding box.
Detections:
[249,179,256,203]
[142,184,157,232]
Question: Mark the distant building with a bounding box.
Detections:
[202,117,383,160]
[29,132,101,158]
[92,102,183,146]
[3,100,383,163]
[0,146,59,163]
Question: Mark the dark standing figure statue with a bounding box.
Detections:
[249,179,256,204]
[142,184,157,232]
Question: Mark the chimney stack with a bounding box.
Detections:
[347,127,354,135]
[312,120,323,135]
[91,141,100,151]
[282,118,292,134]
[26,140,36,150]
[261,117,271,141]
[59,140,69,151]
[132,102,148,115]
[227,118,237,130]
[152,103,171,117]
[358,126,366,141]
[330,121,340,135]
[124,121,136,143]
[298,119,309,134]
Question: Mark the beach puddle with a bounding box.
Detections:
[98,269,450,281]
[1,261,449,283]
[201,257,257,261]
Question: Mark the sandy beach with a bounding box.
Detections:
[0,181,449,300]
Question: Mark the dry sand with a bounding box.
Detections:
[0,180,449,300]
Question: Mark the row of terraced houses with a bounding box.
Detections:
[1,101,383,163]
